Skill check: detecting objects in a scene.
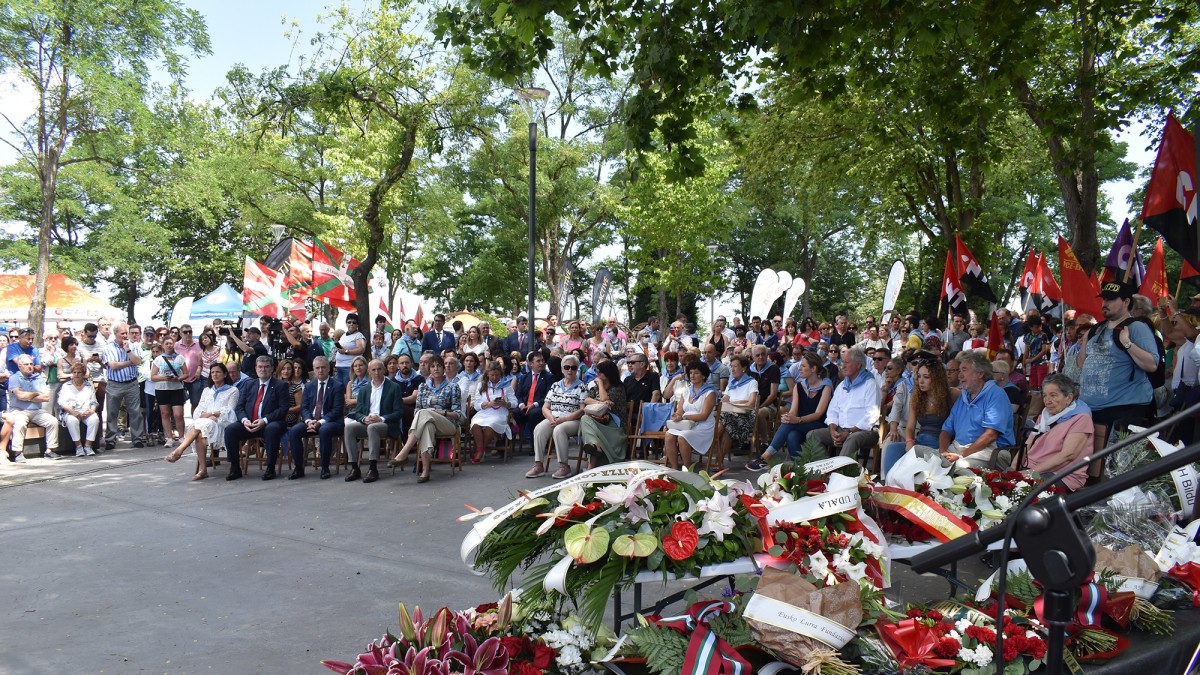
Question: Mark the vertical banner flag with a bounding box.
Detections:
[1142,114,1198,270]
[556,260,576,314]
[1101,219,1146,286]
[1182,260,1200,290]
[1139,237,1170,299]
[954,235,999,303]
[286,239,314,320]
[880,261,905,323]
[749,269,777,320]
[591,267,613,325]
[311,239,363,311]
[781,278,807,320]
[242,257,289,319]
[1058,235,1103,318]
[940,250,967,314]
[376,293,394,332]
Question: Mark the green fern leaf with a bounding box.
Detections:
[628,624,689,675]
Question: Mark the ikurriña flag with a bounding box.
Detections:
[243,257,289,319]
[1142,113,1198,271]
[1057,235,1103,318]
[954,234,998,303]
[311,239,364,312]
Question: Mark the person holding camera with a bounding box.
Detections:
[227,326,270,375]
[333,314,367,383]
[280,320,314,377]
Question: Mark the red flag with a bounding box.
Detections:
[954,235,999,303]
[986,311,1004,360]
[242,257,288,319]
[1142,113,1198,270]
[1139,237,1170,299]
[1058,235,1103,318]
[376,293,394,332]
[311,239,362,311]
[940,249,966,313]
[1019,249,1038,292]
[1034,253,1062,302]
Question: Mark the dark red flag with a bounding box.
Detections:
[1142,114,1198,270]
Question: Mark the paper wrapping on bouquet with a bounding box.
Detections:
[1127,425,1198,515]
[875,618,958,670]
[872,486,976,543]
[653,600,753,675]
[1068,627,1130,664]
[459,462,707,569]
[743,568,861,669]
[1094,544,1162,587]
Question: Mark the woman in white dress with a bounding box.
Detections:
[57,362,100,456]
[664,361,718,470]
[165,363,240,480]
[468,363,516,464]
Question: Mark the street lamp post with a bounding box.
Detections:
[517,87,550,335]
[270,223,287,244]
[706,243,720,327]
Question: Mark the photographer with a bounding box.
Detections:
[280,320,314,377]
[226,326,269,375]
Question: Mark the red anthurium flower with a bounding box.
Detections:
[663,521,700,560]
[738,494,769,518]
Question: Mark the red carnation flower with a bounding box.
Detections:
[645,478,678,492]
[935,636,961,658]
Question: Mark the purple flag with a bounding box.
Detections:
[1103,219,1146,286]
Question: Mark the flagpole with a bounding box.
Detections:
[1123,218,1144,283]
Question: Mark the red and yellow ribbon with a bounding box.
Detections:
[871,486,975,543]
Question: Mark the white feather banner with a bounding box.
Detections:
[781,277,807,319]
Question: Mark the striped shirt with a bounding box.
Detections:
[103,342,139,383]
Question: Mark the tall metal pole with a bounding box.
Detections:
[528,118,538,338]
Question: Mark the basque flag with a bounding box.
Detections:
[1142,114,1198,271]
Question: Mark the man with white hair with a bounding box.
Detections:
[102,323,146,451]
[807,347,880,461]
[7,354,60,461]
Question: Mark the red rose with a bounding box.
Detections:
[499,636,532,659]
[511,661,542,675]
[474,602,498,614]
[532,644,557,669]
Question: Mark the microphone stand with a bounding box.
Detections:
[911,401,1200,675]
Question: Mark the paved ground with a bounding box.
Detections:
[0,443,987,674]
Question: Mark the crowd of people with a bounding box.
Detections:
[2,277,1188,491]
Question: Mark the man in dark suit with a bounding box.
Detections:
[343,358,402,483]
[421,313,456,354]
[478,321,503,357]
[285,356,344,480]
[514,351,553,442]
[223,355,290,481]
[503,316,541,356]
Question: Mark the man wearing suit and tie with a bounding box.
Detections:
[503,316,541,356]
[421,314,457,354]
[285,356,344,480]
[223,355,289,481]
[514,351,554,442]
[343,358,402,483]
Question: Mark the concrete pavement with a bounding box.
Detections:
[0,443,972,673]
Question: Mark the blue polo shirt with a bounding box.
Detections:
[941,379,1015,448]
[8,370,46,411]
[1080,320,1157,411]
[6,342,40,375]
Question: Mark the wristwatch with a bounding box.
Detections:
[1122,341,1133,350]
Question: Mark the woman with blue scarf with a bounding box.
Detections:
[664,361,717,470]
[1022,373,1092,492]
[164,363,240,480]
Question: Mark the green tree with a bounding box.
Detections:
[0,0,208,337]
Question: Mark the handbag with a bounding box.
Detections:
[665,419,695,431]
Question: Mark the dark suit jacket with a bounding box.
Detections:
[482,335,503,356]
[503,332,542,357]
[301,377,344,425]
[514,369,553,411]
[236,378,290,424]
[421,329,457,354]
[350,377,403,438]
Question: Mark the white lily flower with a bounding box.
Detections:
[695,492,736,541]
[557,484,585,506]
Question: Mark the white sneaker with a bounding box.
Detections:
[164,438,177,447]
[84,447,96,456]
[45,451,63,460]
[75,448,86,457]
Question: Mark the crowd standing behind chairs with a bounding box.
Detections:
[0,286,1189,494]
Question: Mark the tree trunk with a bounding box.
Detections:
[353,127,417,326]
[29,164,58,343]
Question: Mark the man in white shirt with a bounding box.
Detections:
[343,359,401,483]
[808,347,881,460]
